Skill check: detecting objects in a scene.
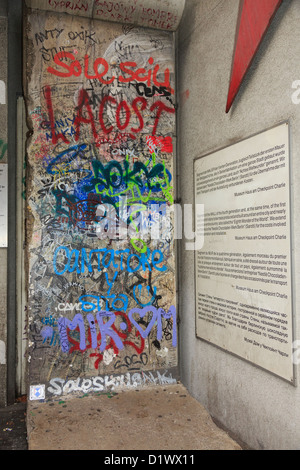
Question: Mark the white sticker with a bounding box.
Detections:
[30,384,45,400]
[0,81,5,104]
[0,340,6,364]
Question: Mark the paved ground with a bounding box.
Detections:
[0,382,246,452]
[0,399,27,450]
[25,382,243,451]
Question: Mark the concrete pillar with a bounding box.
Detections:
[0,7,8,407]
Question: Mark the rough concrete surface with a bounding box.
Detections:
[0,400,27,450]
[27,383,241,451]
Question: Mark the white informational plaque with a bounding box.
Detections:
[194,122,294,382]
[0,164,7,247]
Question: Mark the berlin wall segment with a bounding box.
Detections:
[24,10,178,401]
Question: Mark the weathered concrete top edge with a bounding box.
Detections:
[24,0,186,32]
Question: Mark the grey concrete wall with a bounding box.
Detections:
[177,0,300,450]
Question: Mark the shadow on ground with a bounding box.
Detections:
[0,397,27,450]
[27,383,242,451]
[0,384,248,451]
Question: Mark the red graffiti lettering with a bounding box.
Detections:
[116,100,131,131]
[74,88,98,141]
[150,101,175,137]
[131,97,147,135]
[146,136,173,154]
[45,85,70,145]
[67,311,145,370]
[99,96,117,135]
[45,86,175,145]
[47,52,174,92]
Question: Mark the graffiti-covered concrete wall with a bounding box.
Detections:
[24,7,178,400]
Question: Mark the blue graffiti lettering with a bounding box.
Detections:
[56,306,176,354]
[53,246,167,275]
[80,293,128,312]
[133,285,157,307]
[57,314,86,353]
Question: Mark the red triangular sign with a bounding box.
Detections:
[226,0,283,113]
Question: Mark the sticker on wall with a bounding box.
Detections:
[30,384,45,401]
[0,340,5,365]
[0,164,7,247]
[0,81,5,105]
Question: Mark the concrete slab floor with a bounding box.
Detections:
[26,383,242,451]
[0,400,27,450]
